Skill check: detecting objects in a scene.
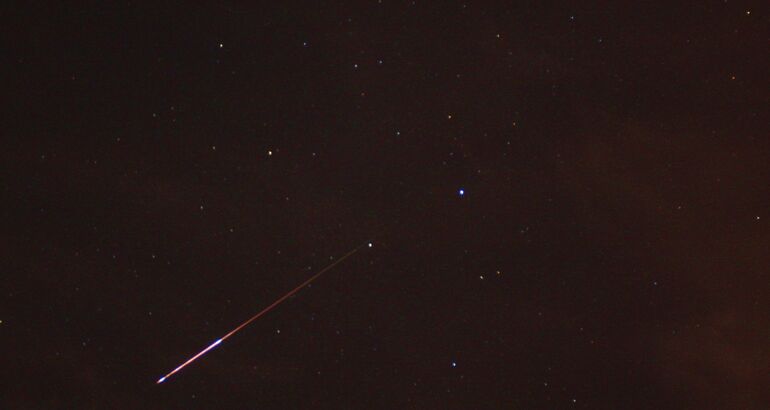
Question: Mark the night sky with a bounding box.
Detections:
[4,1,769,408]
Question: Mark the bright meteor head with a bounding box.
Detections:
[157,377,166,384]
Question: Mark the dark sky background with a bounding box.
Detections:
[4,1,769,408]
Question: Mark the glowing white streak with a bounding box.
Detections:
[156,339,223,384]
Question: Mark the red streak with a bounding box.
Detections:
[157,243,367,384]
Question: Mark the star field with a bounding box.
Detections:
[4,1,769,408]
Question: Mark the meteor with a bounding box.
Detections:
[156,242,370,384]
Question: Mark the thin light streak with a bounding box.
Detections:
[156,242,368,384]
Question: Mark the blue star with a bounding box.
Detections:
[458,188,465,197]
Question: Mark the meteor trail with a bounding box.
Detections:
[156,242,370,384]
